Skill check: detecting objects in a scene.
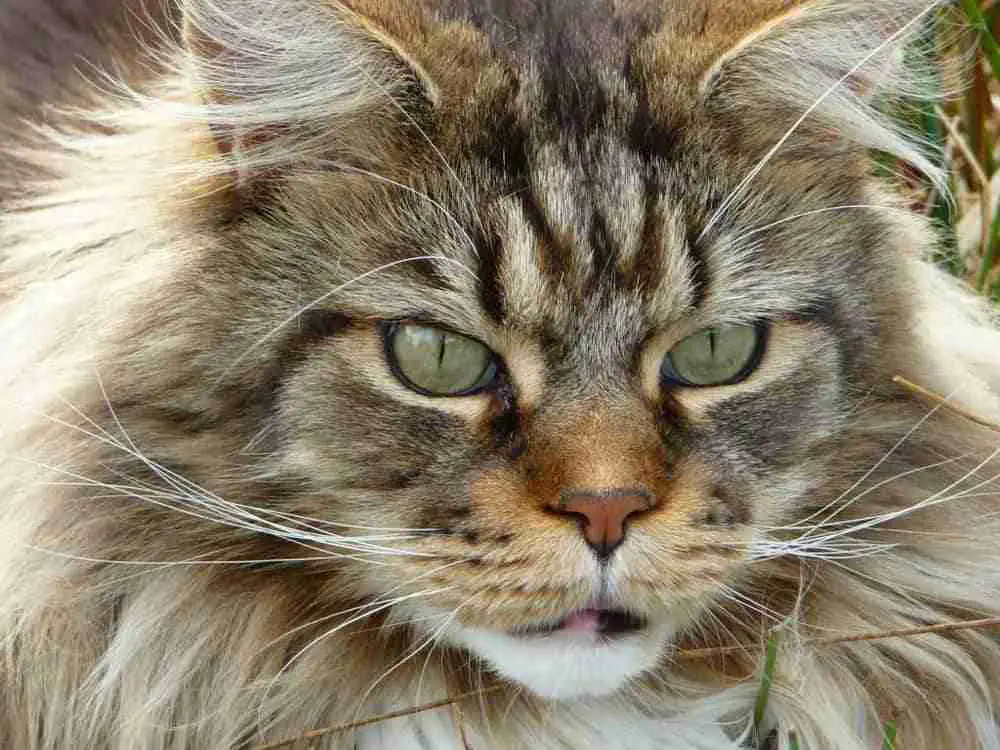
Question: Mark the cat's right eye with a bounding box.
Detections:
[385,322,499,397]
[661,323,766,387]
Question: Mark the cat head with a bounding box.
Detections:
[56,0,951,702]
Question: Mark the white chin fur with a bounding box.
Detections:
[446,622,674,700]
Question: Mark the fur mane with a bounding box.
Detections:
[3,2,1000,749]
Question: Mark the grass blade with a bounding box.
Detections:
[753,631,780,745]
[962,0,1000,83]
[882,719,898,750]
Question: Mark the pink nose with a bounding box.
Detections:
[551,489,655,559]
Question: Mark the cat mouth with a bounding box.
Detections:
[510,608,647,638]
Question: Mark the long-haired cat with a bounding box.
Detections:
[2,1,1000,748]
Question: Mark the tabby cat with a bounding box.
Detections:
[2,0,1000,748]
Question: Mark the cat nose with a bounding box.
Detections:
[551,489,656,559]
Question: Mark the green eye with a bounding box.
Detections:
[386,322,499,396]
[661,323,766,387]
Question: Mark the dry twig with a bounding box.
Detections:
[893,375,1000,433]
[255,617,1000,748]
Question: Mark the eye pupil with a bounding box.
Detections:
[387,323,498,397]
[662,323,766,388]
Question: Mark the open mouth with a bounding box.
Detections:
[512,608,647,638]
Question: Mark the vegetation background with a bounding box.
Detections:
[751,2,1000,747]
[921,1,1000,300]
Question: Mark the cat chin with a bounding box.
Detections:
[442,621,676,700]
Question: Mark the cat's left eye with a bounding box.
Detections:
[385,322,499,397]
[661,323,767,387]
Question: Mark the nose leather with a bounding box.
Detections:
[552,488,655,558]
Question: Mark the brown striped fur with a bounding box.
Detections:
[3,2,1000,749]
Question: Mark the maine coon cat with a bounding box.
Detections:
[2,0,1000,748]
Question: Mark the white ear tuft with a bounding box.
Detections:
[176,0,436,173]
[705,0,958,194]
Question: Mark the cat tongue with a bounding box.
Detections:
[559,609,603,633]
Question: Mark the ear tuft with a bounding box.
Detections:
[177,0,438,175]
[704,0,957,193]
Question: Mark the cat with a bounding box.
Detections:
[2,0,1000,748]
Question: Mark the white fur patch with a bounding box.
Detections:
[446,621,675,700]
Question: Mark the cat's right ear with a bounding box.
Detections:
[178,0,439,180]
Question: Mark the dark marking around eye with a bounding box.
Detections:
[239,310,353,429]
[488,380,523,457]
[656,393,692,462]
[297,309,352,343]
[787,293,840,327]
[704,364,835,473]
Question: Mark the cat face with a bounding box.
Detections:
[148,0,921,701]
[262,152,871,699]
[87,0,929,704]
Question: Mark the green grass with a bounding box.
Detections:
[928,2,1000,296]
[882,720,899,750]
[746,639,899,750]
[752,631,780,745]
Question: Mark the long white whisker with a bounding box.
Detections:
[78,398,438,534]
[755,453,1000,561]
[350,593,477,727]
[317,161,480,258]
[40,404,431,558]
[255,559,468,656]
[342,53,486,240]
[217,255,478,382]
[731,204,920,245]
[765,452,975,532]
[715,582,784,624]
[698,0,940,241]
[11,544,338,569]
[790,399,948,531]
[254,586,452,740]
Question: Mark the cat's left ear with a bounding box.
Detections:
[178,0,439,176]
[699,0,950,183]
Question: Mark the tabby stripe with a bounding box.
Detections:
[476,229,507,323]
[587,208,623,288]
[631,175,665,295]
[684,227,711,308]
[518,187,576,288]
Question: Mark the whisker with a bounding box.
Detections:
[789,399,949,532]
[10,544,339,569]
[754,454,1000,561]
[20,454,409,565]
[340,58,486,240]
[217,254,478,382]
[715,582,784,624]
[729,204,918,246]
[318,160,481,258]
[349,597,471,729]
[698,1,941,240]
[38,402,432,558]
[254,586,453,741]
[256,559,468,656]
